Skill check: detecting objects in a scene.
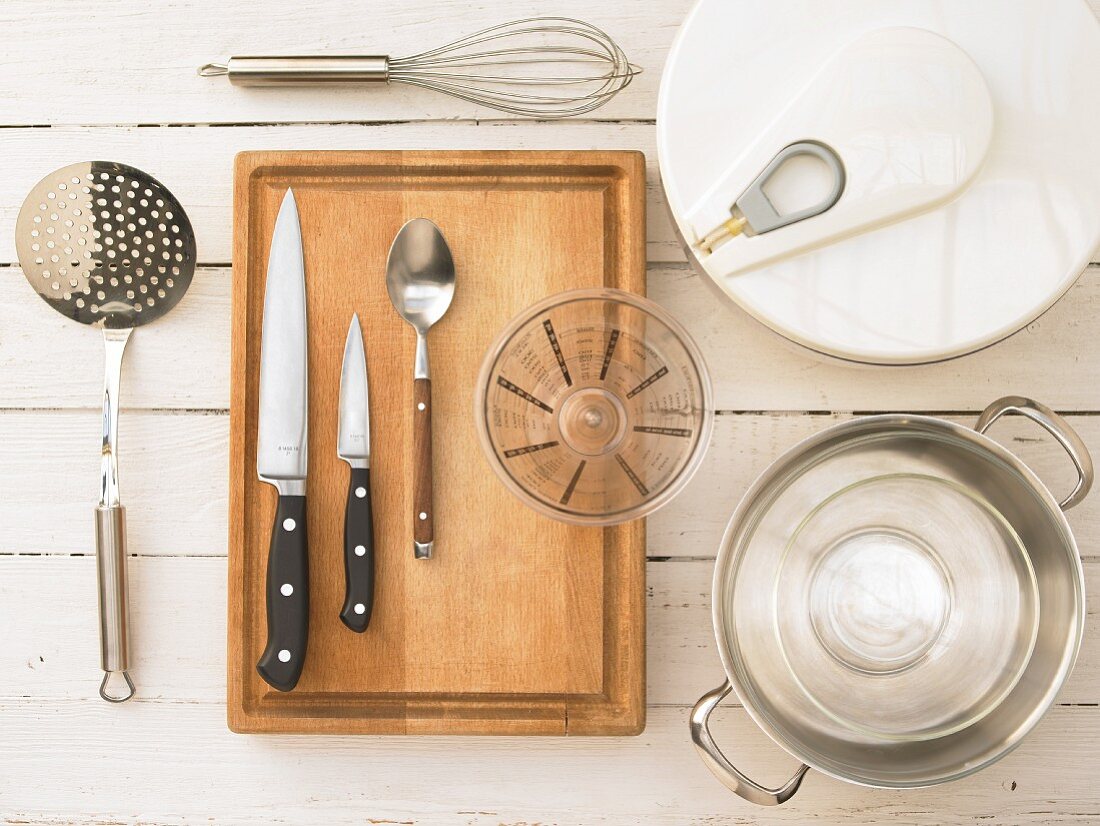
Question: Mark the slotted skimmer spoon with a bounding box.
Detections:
[15,161,196,702]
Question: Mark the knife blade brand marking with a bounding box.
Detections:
[256,189,308,483]
[633,425,692,438]
[599,329,620,381]
[615,454,649,496]
[560,460,587,505]
[543,319,572,387]
[503,440,560,459]
[497,376,554,413]
[626,366,669,399]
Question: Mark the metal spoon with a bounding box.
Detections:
[386,218,455,559]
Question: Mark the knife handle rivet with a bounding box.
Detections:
[278,649,291,663]
[419,511,428,520]
[280,583,294,597]
[282,518,297,532]
[354,544,366,557]
[417,402,426,411]
[355,486,367,499]
[354,603,366,615]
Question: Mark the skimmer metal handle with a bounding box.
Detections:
[690,682,809,806]
[96,328,135,702]
[976,396,1094,511]
[96,503,134,702]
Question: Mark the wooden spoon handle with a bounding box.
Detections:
[413,377,433,559]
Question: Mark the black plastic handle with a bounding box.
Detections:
[340,467,375,632]
[256,494,309,691]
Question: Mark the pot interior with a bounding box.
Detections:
[716,417,1083,787]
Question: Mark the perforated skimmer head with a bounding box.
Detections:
[15,161,196,329]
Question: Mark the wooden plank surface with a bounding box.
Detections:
[3,264,1099,413]
[7,554,1100,709]
[3,0,1100,822]
[0,124,679,264]
[5,410,1099,561]
[2,697,1100,825]
[0,1,679,125]
[2,0,1098,127]
[0,124,1095,269]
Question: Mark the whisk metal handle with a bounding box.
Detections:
[201,56,390,86]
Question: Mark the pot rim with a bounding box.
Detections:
[709,410,1086,789]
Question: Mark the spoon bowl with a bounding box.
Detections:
[386,219,455,333]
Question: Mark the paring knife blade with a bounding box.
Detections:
[255,188,309,692]
[337,314,374,632]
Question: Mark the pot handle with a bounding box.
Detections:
[976,396,1094,511]
[690,681,810,806]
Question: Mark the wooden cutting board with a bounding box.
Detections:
[227,150,647,734]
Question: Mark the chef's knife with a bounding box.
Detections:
[255,188,309,692]
[338,313,374,632]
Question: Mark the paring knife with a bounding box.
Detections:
[338,314,374,632]
[255,188,309,692]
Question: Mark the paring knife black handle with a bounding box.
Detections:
[256,494,309,692]
[340,467,375,632]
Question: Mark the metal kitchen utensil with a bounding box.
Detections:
[15,161,196,703]
[475,289,713,525]
[198,17,639,118]
[255,188,310,692]
[338,313,374,632]
[692,397,1093,804]
[386,218,455,560]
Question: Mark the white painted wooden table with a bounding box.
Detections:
[3,2,1100,823]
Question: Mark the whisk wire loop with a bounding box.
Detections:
[388,16,639,117]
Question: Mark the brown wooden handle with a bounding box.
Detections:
[413,378,433,557]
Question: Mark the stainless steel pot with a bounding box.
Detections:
[691,397,1094,805]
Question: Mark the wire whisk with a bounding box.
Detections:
[200,17,640,118]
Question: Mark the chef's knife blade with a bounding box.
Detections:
[338,314,374,632]
[255,188,309,692]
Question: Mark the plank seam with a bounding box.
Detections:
[0,118,660,129]
[7,408,1100,416]
[6,551,1100,564]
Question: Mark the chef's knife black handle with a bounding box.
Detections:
[257,494,309,692]
[340,467,375,632]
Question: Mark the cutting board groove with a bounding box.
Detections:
[227,150,646,735]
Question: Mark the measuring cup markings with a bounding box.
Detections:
[478,290,712,523]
